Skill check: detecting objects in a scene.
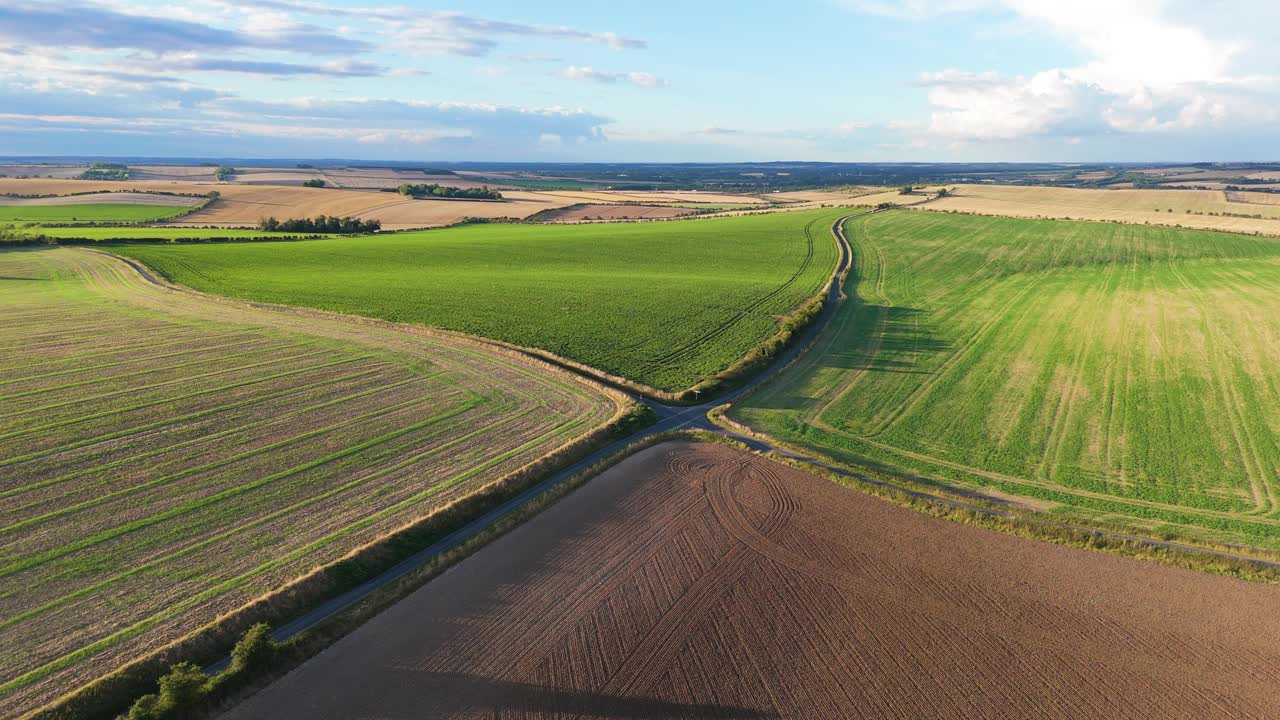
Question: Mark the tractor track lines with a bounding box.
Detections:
[0,247,621,715]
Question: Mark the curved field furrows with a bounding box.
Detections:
[735,210,1280,550]
[224,442,1280,720]
[0,247,621,718]
[633,215,828,375]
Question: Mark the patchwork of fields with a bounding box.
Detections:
[735,210,1280,550]
[115,209,850,392]
[0,247,618,716]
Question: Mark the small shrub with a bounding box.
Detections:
[230,623,276,672]
[127,693,165,720]
[158,662,207,707]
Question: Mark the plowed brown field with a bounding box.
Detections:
[226,442,1280,719]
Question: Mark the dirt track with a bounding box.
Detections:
[225,442,1280,719]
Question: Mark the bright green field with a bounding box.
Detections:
[735,210,1280,550]
[0,204,189,224]
[26,226,330,241]
[115,209,850,391]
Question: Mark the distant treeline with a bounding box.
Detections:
[397,183,502,200]
[79,162,130,181]
[258,215,381,233]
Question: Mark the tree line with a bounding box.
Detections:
[397,183,502,200]
[257,215,381,233]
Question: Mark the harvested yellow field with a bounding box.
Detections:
[850,187,945,207]
[768,188,878,203]
[538,190,767,206]
[925,185,1280,236]
[343,193,578,230]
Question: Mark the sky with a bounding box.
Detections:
[1,0,1277,162]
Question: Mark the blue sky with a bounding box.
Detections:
[1,0,1277,162]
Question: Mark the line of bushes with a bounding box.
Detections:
[395,183,502,200]
[257,216,381,233]
[0,189,211,200]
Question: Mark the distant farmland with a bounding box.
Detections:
[926,184,1280,237]
[735,210,1280,551]
[0,204,192,224]
[115,209,851,392]
[21,226,332,241]
[0,247,618,716]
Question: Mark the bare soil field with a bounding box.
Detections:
[0,165,86,180]
[128,166,220,182]
[226,441,1280,720]
[537,203,696,222]
[320,169,495,190]
[0,192,203,207]
[0,247,619,717]
[926,184,1280,235]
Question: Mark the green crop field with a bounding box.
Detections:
[735,210,1280,550]
[0,204,190,224]
[114,209,851,392]
[0,246,615,716]
[19,226,332,241]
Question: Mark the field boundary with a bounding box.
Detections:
[710,409,1280,579]
[714,211,1280,575]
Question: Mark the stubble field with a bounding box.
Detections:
[0,247,618,717]
[735,210,1280,550]
[926,184,1280,236]
[114,208,850,392]
[226,441,1280,720]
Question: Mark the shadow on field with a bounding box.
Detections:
[0,276,46,281]
[748,303,948,410]
[827,305,948,373]
[381,670,774,719]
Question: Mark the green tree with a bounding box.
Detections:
[158,662,207,708]
[230,623,277,672]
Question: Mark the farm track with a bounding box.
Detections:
[0,247,621,718]
[225,442,1280,720]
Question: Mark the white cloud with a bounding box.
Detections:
[852,0,1278,143]
[562,66,668,88]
